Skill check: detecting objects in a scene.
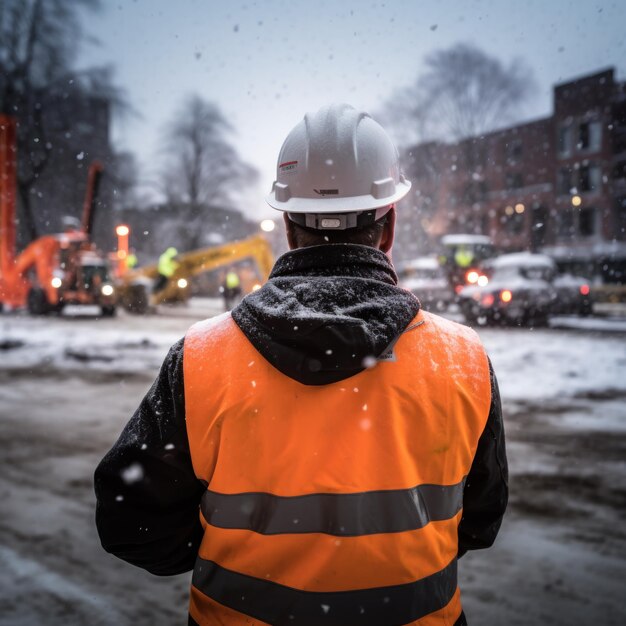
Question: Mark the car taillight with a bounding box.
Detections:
[500,290,513,303]
[580,284,590,296]
[455,285,463,294]
[481,293,495,307]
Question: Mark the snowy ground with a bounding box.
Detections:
[0,301,625,625]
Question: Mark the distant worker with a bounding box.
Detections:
[153,246,179,294]
[454,245,475,269]
[448,245,476,293]
[221,267,242,310]
[95,104,508,626]
[125,251,138,271]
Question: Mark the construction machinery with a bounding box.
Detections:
[116,234,275,314]
[0,115,116,316]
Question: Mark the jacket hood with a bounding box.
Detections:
[231,244,420,385]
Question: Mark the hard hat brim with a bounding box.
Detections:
[265,179,411,214]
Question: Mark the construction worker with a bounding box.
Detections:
[153,246,179,294]
[95,104,508,626]
[454,245,475,269]
[221,266,242,310]
[125,250,138,271]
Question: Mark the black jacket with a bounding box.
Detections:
[95,244,508,576]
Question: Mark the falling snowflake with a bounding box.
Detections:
[121,462,144,484]
[362,355,377,368]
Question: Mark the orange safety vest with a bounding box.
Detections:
[184,309,491,626]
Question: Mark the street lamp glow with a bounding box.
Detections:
[260,219,276,233]
[571,195,582,207]
[115,224,130,237]
[515,203,525,214]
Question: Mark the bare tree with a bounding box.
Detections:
[383,42,536,144]
[162,95,258,206]
[0,0,124,242]
[161,95,258,248]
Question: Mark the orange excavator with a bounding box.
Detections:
[0,115,116,316]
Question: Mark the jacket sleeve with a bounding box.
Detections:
[94,338,205,576]
[458,358,508,557]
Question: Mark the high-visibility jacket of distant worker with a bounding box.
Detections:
[158,247,179,277]
[224,270,240,290]
[454,246,475,268]
[183,308,492,626]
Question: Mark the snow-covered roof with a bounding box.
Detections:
[398,256,440,271]
[490,252,556,269]
[441,234,493,246]
[542,241,626,260]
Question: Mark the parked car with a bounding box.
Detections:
[458,252,592,326]
[398,256,453,312]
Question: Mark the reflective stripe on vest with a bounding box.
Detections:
[183,310,491,626]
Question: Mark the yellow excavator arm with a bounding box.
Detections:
[117,234,274,313]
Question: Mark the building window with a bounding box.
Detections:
[578,122,590,150]
[558,124,573,157]
[558,167,573,195]
[615,197,626,240]
[557,209,576,239]
[557,206,598,239]
[578,120,602,152]
[613,160,626,181]
[506,139,523,163]
[481,213,490,235]
[578,163,601,193]
[578,207,597,236]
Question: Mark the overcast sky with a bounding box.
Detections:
[80,0,626,221]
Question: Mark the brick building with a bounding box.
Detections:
[398,68,626,277]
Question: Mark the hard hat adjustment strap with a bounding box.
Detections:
[288,209,381,231]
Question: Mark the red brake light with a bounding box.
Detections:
[580,284,590,296]
[500,290,513,303]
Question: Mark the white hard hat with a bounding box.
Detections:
[266,103,411,229]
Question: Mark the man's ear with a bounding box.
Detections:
[379,206,396,255]
[283,213,298,250]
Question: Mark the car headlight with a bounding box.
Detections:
[101,284,114,296]
[51,277,62,289]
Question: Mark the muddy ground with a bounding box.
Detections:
[0,311,625,625]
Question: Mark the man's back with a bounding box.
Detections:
[184,287,491,623]
[95,104,507,626]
